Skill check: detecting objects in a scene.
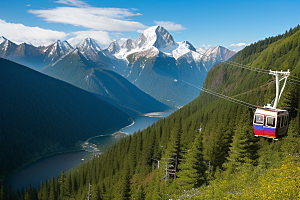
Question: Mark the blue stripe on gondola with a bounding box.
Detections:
[253,124,264,136]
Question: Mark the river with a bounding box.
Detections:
[6,111,173,190]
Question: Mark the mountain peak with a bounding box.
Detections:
[0,36,7,44]
[107,41,120,54]
[178,41,196,52]
[121,38,136,52]
[205,45,237,61]
[77,38,102,52]
[44,40,73,60]
[136,25,175,49]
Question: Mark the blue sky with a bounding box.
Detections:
[0,0,299,51]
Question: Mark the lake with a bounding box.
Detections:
[6,151,90,190]
[6,111,173,190]
[122,111,172,134]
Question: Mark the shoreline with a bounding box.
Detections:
[141,110,174,117]
[120,117,135,131]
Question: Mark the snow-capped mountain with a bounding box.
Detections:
[107,41,120,54]
[136,25,175,49]
[76,38,102,62]
[104,26,237,107]
[77,38,102,52]
[0,37,74,70]
[0,38,17,57]
[75,38,114,68]
[204,46,237,61]
[43,40,73,63]
[121,38,136,52]
[0,26,237,107]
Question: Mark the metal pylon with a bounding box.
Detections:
[267,70,290,109]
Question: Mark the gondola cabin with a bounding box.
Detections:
[253,108,289,139]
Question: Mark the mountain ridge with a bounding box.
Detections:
[41,48,170,116]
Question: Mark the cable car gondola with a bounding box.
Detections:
[253,70,290,139]
[253,107,289,139]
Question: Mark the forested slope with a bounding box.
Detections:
[0,58,131,182]
[2,25,300,199]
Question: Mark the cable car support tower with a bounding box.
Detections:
[265,70,290,109]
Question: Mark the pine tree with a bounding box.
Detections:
[178,131,206,189]
[281,115,300,155]
[223,111,256,173]
[91,184,102,200]
[24,185,38,200]
[41,180,49,200]
[49,176,57,200]
[164,119,182,181]
[114,161,131,199]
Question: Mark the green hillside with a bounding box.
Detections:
[0,58,131,182]
[2,25,300,199]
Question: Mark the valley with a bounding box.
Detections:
[5,110,172,191]
[0,6,299,198]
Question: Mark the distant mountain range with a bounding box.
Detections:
[0,57,131,178]
[104,26,237,107]
[0,26,237,107]
[0,36,73,70]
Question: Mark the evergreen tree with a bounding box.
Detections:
[178,131,206,189]
[281,116,300,155]
[223,111,256,173]
[91,184,102,200]
[49,176,57,200]
[41,180,49,200]
[58,170,65,199]
[24,185,37,200]
[164,119,182,180]
[114,161,131,199]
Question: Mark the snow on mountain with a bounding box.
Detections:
[136,25,175,50]
[105,25,237,72]
[204,46,237,61]
[121,38,136,52]
[0,36,6,45]
[1,40,10,53]
[75,38,108,63]
[44,40,73,60]
[107,41,120,54]
[160,40,197,60]
[0,39,18,57]
[76,38,102,52]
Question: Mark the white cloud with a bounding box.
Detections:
[228,42,247,51]
[154,21,187,31]
[0,19,68,46]
[28,6,146,32]
[67,30,112,48]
